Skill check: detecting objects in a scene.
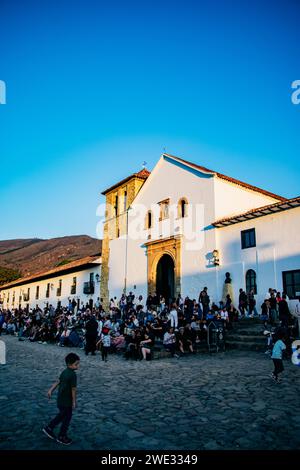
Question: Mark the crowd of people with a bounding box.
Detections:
[0,286,299,362]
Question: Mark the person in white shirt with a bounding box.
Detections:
[163,327,179,358]
[168,304,178,329]
[99,329,111,362]
[220,309,229,323]
[97,318,103,336]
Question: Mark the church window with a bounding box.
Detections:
[178,198,188,218]
[46,283,50,298]
[283,270,300,300]
[146,211,152,229]
[246,269,257,294]
[241,228,256,249]
[57,280,62,297]
[114,194,118,217]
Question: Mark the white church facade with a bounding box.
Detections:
[100,153,300,312]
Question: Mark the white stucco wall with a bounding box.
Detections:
[213,177,282,220]
[217,207,300,311]
[0,262,101,311]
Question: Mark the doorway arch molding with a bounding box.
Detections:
[145,236,182,297]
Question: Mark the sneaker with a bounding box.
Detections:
[271,374,279,382]
[57,435,73,445]
[174,354,180,359]
[42,426,56,440]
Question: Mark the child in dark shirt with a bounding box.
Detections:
[43,352,80,445]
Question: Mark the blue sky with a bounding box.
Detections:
[0,0,299,240]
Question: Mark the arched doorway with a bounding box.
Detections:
[156,254,175,305]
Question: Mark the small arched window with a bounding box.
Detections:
[178,198,188,218]
[246,269,257,294]
[146,210,152,229]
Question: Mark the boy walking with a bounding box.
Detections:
[43,352,80,445]
[271,331,286,383]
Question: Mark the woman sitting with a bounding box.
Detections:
[139,326,155,360]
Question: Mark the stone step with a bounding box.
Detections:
[235,323,264,328]
[231,329,265,336]
[152,342,213,359]
[225,340,265,351]
[226,334,266,344]
[237,317,263,325]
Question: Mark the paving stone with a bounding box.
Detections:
[1,335,299,450]
[113,415,134,425]
[203,440,221,450]
[127,430,145,439]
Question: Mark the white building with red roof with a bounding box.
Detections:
[0,256,101,311]
[101,153,300,311]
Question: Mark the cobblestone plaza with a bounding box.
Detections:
[0,335,299,451]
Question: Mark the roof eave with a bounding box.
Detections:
[101,174,149,196]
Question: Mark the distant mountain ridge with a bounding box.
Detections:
[0,235,101,285]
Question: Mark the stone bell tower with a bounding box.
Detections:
[100,168,150,309]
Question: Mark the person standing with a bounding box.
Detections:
[126,292,135,310]
[269,293,278,325]
[43,353,80,445]
[84,314,98,356]
[238,288,248,317]
[71,298,77,314]
[99,328,111,362]
[279,295,291,329]
[271,331,286,383]
[169,303,178,329]
[248,290,258,317]
[199,287,210,317]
